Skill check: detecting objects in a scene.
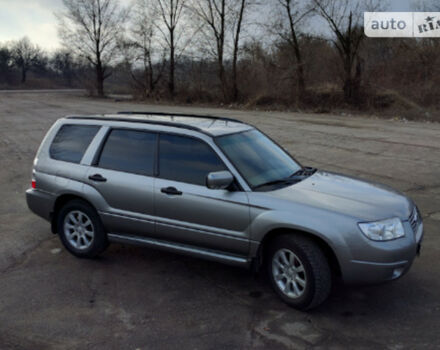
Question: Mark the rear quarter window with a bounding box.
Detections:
[49,124,100,163]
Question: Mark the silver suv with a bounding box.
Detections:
[26,112,424,310]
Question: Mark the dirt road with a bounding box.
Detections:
[1,91,439,349]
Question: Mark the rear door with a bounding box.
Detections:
[85,128,157,236]
[154,133,250,255]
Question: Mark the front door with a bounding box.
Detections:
[154,133,250,256]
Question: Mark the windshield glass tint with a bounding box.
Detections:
[216,130,301,188]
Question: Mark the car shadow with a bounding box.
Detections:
[100,243,431,318]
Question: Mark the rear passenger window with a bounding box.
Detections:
[50,124,100,163]
[159,134,226,185]
[98,129,156,176]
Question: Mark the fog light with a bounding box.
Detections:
[392,267,404,279]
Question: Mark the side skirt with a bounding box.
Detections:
[108,233,251,268]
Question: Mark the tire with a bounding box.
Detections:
[57,199,108,258]
[267,234,332,310]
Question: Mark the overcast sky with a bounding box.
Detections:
[0,0,419,51]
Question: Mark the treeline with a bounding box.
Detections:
[1,0,439,119]
[0,37,91,89]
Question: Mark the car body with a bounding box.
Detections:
[26,112,424,309]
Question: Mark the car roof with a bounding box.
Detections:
[66,111,254,137]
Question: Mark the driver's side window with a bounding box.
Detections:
[158,133,226,186]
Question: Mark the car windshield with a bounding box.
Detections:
[216,129,302,189]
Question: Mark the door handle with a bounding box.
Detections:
[161,186,182,195]
[88,174,107,182]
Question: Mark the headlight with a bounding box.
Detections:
[358,218,405,241]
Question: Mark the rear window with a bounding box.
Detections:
[97,129,157,176]
[50,124,100,163]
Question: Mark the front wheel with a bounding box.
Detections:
[57,199,108,258]
[267,234,332,310]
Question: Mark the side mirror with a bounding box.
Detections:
[206,171,234,190]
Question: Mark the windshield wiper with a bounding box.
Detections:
[253,167,318,191]
[252,178,299,190]
[289,169,304,178]
[289,167,317,178]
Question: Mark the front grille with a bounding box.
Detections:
[408,206,419,233]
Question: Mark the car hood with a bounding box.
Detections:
[265,171,412,221]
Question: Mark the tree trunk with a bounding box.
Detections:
[21,66,27,83]
[169,29,175,98]
[345,57,362,104]
[343,55,355,103]
[232,53,239,102]
[96,62,104,97]
[343,77,353,102]
[293,39,305,100]
[148,54,154,94]
[286,1,306,101]
[219,0,226,100]
[341,11,361,104]
[232,0,246,102]
[218,53,225,100]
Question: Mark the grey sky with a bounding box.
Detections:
[390,0,413,11]
[0,0,424,51]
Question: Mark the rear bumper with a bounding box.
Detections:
[341,223,424,285]
[26,188,54,222]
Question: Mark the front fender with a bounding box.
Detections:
[249,207,355,266]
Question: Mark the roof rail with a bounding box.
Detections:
[66,115,206,133]
[66,112,249,136]
[117,111,244,124]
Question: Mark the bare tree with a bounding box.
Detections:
[152,0,188,97]
[273,0,313,100]
[10,37,42,83]
[0,45,13,84]
[191,0,230,99]
[312,0,383,102]
[231,0,252,102]
[52,50,77,86]
[57,0,128,97]
[190,0,255,101]
[123,0,166,97]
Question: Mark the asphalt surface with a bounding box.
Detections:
[0,91,439,350]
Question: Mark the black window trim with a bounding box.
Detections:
[49,123,101,164]
[157,131,244,190]
[91,127,244,190]
[92,127,158,177]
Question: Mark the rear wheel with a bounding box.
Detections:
[57,199,108,258]
[267,234,332,310]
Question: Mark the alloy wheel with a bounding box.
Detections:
[63,210,95,250]
[272,248,307,299]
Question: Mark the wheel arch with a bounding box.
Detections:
[51,194,97,234]
[256,228,342,277]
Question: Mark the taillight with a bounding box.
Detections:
[31,179,36,189]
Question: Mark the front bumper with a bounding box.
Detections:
[341,221,424,285]
[26,188,54,222]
